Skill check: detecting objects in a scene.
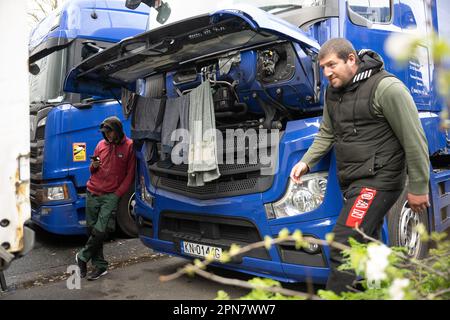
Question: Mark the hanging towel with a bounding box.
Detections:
[188,81,220,186]
[161,94,190,162]
[131,96,166,163]
[121,88,137,120]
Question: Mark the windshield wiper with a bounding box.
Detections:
[30,100,46,105]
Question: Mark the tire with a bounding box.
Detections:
[116,186,138,238]
[387,188,429,259]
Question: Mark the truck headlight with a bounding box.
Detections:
[37,117,46,127]
[43,185,69,202]
[140,175,154,207]
[265,172,328,219]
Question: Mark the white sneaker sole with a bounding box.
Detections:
[87,270,108,281]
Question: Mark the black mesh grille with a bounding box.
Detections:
[149,133,278,199]
[159,212,270,260]
[30,163,41,175]
[30,198,39,210]
[36,126,45,140]
[30,147,38,158]
[159,177,258,195]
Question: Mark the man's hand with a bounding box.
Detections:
[290,161,309,184]
[407,193,430,213]
[91,158,101,168]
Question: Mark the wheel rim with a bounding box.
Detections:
[398,201,421,258]
[127,192,137,222]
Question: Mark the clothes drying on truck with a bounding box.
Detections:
[129,80,220,185]
[187,80,221,187]
[161,94,189,161]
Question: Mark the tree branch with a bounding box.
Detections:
[193,268,322,300]
[354,226,447,278]
[28,12,40,23]
[427,288,450,300]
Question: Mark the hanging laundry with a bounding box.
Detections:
[188,80,220,187]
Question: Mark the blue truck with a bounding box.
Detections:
[28,0,149,236]
[65,0,449,284]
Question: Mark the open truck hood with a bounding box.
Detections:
[64,4,320,97]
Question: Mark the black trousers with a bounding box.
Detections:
[325,187,402,294]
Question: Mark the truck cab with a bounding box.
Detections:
[65,0,450,283]
[29,0,149,236]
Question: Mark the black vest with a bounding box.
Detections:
[326,70,406,191]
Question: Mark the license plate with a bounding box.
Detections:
[181,241,222,260]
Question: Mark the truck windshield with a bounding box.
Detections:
[29,47,67,104]
[147,0,325,30]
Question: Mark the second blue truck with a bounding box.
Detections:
[29,0,149,236]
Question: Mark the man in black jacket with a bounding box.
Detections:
[291,38,430,293]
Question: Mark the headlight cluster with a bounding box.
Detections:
[42,184,69,202]
[140,175,154,207]
[265,172,328,219]
[37,117,46,127]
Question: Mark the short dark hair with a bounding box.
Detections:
[318,38,358,62]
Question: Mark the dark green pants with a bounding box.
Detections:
[77,192,119,270]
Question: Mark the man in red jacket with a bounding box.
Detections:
[76,116,136,280]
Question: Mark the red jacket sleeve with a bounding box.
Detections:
[114,143,136,198]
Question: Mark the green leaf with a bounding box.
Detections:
[264,235,273,250]
[215,290,231,300]
[325,233,335,244]
[194,259,205,269]
[219,252,231,264]
[184,264,195,277]
[292,230,303,249]
[228,243,241,256]
[278,228,290,240]
[318,290,342,300]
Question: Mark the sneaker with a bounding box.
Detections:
[75,253,87,278]
[87,268,108,281]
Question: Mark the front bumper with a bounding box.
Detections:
[134,189,336,284]
[31,198,87,235]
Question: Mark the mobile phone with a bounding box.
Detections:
[90,155,100,161]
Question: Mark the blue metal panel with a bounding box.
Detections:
[42,101,131,184]
[429,170,450,232]
[64,5,320,97]
[30,1,148,234]
[31,180,87,235]
[29,0,149,54]
[419,112,447,155]
[212,4,321,52]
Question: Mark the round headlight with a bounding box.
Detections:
[267,172,328,219]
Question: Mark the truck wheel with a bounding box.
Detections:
[116,186,138,238]
[387,188,429,259]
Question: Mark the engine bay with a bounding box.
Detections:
[142,41,322,133]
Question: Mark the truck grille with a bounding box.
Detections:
[30,104,51,180]
[30,141,44,180]
[30,182,42,210]
[151,163,273,199]
[159,212,270,260]
[30,163,41,175]
[36,126,45,140]
[148,133,279,199]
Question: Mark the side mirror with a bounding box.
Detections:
[125,0,143,10]
[126,0,171,24]
[29,63,40,75]
[156,1,171,24]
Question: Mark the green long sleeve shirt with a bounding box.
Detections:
[301,77,430,195]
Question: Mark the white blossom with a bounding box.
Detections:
[365,244,392,282]
[389,278,410,300]
[384,32,427,62]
